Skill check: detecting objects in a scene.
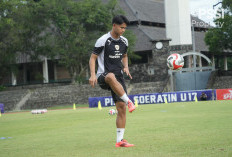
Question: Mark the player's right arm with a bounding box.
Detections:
[89,53,98,88]
[89,34,107,88]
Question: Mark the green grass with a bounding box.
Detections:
[0,101,232,157]
[47,104,89,110]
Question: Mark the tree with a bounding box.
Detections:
[47,0,115,83]
[0,0,55,84]
[205,0,232,54]
[0,0,22,83]
[48,0,137,83]
[0,0,138,84]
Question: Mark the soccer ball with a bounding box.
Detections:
[31,109,47,114]
[167,53,184,70]
[109,109,116,115]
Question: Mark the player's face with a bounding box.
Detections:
[113,23,127,36]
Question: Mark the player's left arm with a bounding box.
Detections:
[122,53,132,79]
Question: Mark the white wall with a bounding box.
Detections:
[165,0,192,46]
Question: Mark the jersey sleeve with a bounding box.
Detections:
[92,37,105,55]
[124,46,128,54]
[121,37,128,54]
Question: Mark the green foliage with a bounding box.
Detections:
[45,0,114,83]
[205,0,232,54]
[215,56,232,70]
[222,0,232,11]
[228,57,232,69]
[123,30,141,64]
[0,85,6,91]
[0,0,137,84]
[0,0,20,83]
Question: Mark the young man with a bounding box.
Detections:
[89,15,136,147]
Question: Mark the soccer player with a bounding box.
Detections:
[89,15,136,147]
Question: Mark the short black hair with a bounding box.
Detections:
[112,15,130,25]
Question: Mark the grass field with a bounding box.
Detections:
[1,101,232,157]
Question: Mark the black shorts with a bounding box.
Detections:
[97,72,127,103]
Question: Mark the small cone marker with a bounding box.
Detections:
[135,99,138,108]
[195,95,198,103]
[98,101,102,110]
[164,97,168,104]
[73,103,76,110]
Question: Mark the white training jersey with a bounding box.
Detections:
[93,32,128,78]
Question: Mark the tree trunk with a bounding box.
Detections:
[71,71,77,84]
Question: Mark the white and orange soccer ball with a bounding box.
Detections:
[109,109,116,115]
[167,53,184,70]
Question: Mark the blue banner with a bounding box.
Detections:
[88,90,214,108]
[0,103,4,113]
